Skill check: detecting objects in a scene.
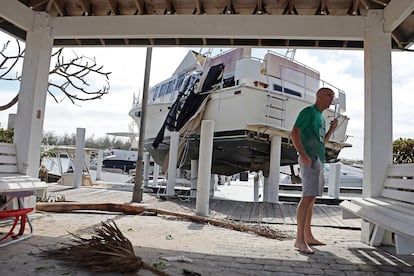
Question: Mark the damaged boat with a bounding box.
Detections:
[129,48,351,177]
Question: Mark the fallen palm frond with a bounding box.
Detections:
[41,219,169,276]
[37,202,292,240]
[36,202,147,214]
[148,207,292,240]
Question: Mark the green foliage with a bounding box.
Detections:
[41,131,131,150]
[393,138,414,164]
[0,128,14,143]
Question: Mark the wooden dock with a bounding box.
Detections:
[46,184,361,229]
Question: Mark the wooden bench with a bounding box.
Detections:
[0,142,48,246]
[340,163,414,255]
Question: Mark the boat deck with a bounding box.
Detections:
[46,184,361,229]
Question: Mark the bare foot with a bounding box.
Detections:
[306,239,326,246]
[294,241,314,254]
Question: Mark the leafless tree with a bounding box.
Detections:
[0,39,111,110]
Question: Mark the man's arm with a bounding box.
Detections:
[291,126,312,166]
[324,118,338,143]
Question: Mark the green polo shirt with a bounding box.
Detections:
[293,105,326,162]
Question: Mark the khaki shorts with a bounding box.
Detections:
[299,156,325,197]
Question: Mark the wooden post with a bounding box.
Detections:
[264,136,281,203]
[74,128,85,188]
[143,152,150,188]
[196,120,214,216]
[153,163,159,186]
[166,131,179,196]
[328,163,340,198]
[190,159,198,198]
[132,47,152,203]
[95,150,103,181]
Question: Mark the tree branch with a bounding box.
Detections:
[0,39,112,109]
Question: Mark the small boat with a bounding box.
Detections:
[129,48,351,177]
[100,148,137,173]
[39,145,95,184]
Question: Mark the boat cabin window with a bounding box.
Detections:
[222,72,235,88]
[152,86,160,100]
[158,83,169,97]
[175,73,186,91]
[273,83,302,97]
[166,80,176,95]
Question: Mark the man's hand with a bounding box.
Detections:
[299,154,312,167]
[329,118,338,131]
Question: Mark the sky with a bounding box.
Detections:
[0,31,413,161]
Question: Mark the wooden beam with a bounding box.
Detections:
[359,0,369,10]
[226,0,234,14]
[77,0,91,15]
[351,0,360,16]
[383,0,414,32]
[0,0,36,31]
[52,0,66,16]
[256,0,263,14]
[106,0,119,15]
[51,14,366,41]
[320,0,327,15]
[287,0,294,15]
[195,0,204,15]
[164,0,174,14]
[134,0,145,15]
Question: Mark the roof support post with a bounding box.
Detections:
[14,15,53,176]
[363,10,393,198]
[264,135,281,203]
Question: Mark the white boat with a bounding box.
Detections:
[280,163,363,188]
[98,130,139,173]
[39,146,96,183]
[100,148,137,172]
[129,48,351,177]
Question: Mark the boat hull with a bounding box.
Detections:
[144,130,341,177]
[132,85,349,176]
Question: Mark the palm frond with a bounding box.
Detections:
[41,219,169,275]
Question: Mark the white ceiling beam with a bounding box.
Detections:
[51,15,366,40]
[383,0,414,32]
[0,0,36,31]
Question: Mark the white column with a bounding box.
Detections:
[74,128,86,188]
[14,16,53,177]
[328,163,341,198]
[190,159,198,198]
[253,173,260,202]
[363,10,393,198]
[211,174,218,195]
[95,150,103,181]
[196,120,214,216]
[7,114,16,129]
[166,131,179,196]
[143,151,150,187]
[264,136,281,203]
[153,163,159,186]
[84,151,91,171]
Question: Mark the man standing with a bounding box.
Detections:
[290,87,338,254]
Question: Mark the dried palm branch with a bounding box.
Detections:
[41,219,169,276]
